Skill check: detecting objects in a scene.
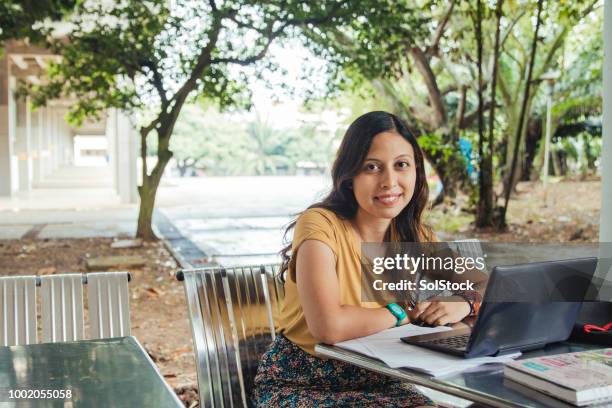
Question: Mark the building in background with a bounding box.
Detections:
[0,40,138,205]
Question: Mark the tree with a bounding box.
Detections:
[0,0,78,45]
[303,0,512,202]
[497,0,600,197]
[166,105,245,176]
[22,0,395,240]
[468,0,504,228]
[241,114,289,175]
[334,1,473,200]
[530,9,603,178]
[500,0,544,227]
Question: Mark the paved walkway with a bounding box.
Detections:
[0,207,139,240]
[0,175,330,267]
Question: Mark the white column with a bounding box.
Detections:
[0,54,12,196]
[8,77,18,192]
[0,102,10,195]
[40,107,49,177]
[51,109,60,172]
[116,110,138,203]
[45,108,52,176]
[37,109,44,181]
[30,109,41,183]
[17,96,33,191]
[601,0,611,242]
[106,108,119,192]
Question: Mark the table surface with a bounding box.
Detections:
[0,336,183,408]
[316,341,602,408]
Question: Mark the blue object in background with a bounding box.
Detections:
[459,137,478,183]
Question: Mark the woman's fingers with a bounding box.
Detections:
[410,299,471,326]
[421,307,446,325]
[408,301,431,321]
[434,314,451,326]
[416,301,440,322]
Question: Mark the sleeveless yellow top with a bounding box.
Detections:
[278,208,386,355]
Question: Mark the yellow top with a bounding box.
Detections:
[278,207,386,355]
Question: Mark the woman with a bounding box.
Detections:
[252,111,476,407]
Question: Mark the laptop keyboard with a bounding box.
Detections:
[423,334,470,351]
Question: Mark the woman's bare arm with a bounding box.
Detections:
[296,239,404,344]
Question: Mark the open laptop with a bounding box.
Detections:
[401,257,598,358]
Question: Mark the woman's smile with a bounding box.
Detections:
[374,193,403,206]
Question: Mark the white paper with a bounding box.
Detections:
[334,324,520,377]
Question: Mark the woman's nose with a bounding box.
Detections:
[380,170,398,189]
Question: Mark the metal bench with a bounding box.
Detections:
[1,272,132,346]
[177,264,283,408]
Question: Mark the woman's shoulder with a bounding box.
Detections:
[297,207,344,230]
[298,207,342,225]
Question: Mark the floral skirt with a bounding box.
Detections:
[252,335,434,407]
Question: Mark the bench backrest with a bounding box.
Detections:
[0,276,37,346]
[0,272,131,346]
[87,272,131,339]
[179,264,283,408]
[41,274,85,343]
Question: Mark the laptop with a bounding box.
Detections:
[401,257,598,358]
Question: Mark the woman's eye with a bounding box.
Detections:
[364,163,379,171]
[396,161,410,169]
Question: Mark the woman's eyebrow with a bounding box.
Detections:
[364,154,414,161]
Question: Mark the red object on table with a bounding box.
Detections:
[583,322,612,333]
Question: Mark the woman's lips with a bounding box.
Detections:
[374,194,402,206]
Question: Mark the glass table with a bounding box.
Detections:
[316,342,600,408]
[0,336,183,407]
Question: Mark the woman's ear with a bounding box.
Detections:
[347,180,353,190]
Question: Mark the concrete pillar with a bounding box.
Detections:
[55,110,64,167]
[31,107,43,184]
[115,110,138,204]
[107,108,118,192]
[602,0,611,242]
[51,109,60,172]
[15,96,32,191]
[43,107,53,176]
[0,53,11,196]
[0,103,9,195]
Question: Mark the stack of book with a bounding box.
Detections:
[504,348,612,406]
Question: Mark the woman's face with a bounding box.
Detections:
[352,131,417,222]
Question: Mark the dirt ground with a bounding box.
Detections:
[435,178,601,242]
[0,179,603,407]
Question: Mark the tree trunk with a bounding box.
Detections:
[474,0,499,228]
[136,127,173,241]
[503,97,535,195]
[523,116,541,180]
[479,0,504,228]
[177,162,188,177]
[136,176,159,241]
[500,0,544,226]
[136,154,172,240]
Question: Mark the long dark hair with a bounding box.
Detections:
[279,111,432,277]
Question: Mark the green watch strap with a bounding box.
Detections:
[386,303,407,327]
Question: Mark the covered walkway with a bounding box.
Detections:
[0,41,138,207]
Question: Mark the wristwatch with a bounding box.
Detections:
[386,303,407,326]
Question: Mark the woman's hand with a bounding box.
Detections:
[407,296,470,326]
